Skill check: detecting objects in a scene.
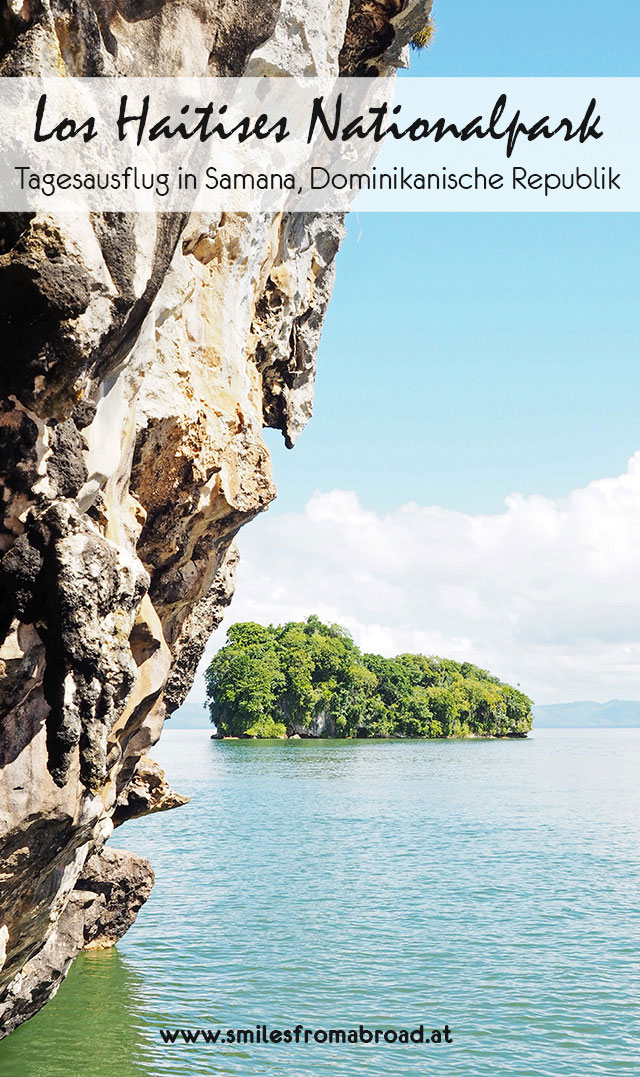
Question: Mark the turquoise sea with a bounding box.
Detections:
[2,729,639,1076]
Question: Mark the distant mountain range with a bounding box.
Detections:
[533,700,640,728]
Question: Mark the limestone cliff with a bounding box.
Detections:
[0,0,431,1037]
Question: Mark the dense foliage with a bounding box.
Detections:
[205,617,533,739]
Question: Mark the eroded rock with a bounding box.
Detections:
[0,0,432,1038]
[112,755,189,826]
[78,848,155,951]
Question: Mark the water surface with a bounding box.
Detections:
[2,730,639,1076]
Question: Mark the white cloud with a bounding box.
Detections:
[188,454,640,706]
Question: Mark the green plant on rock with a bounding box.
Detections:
[410,19,436,51]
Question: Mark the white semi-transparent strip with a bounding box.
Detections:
[0,77,637,213]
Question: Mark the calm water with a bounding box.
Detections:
[2,730,639,1076]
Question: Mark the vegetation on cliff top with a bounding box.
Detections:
[410,17,436,51]
[205,616,533,739]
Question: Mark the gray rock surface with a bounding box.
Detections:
[0,0,432,1037]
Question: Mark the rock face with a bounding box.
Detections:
[0,0,431,1038]
[77,848,155,953]
[112,754,189,826]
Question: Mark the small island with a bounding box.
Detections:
[206,616,533,739]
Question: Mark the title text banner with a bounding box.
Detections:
[0,77,637,212]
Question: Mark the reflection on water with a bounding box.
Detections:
[1,731,639,1076]
[0,949,156,1077]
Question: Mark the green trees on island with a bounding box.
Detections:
[205,616,533,740]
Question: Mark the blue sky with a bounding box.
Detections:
[406,0,640,78]
[264,0,640,517]
[266,213,640,515]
